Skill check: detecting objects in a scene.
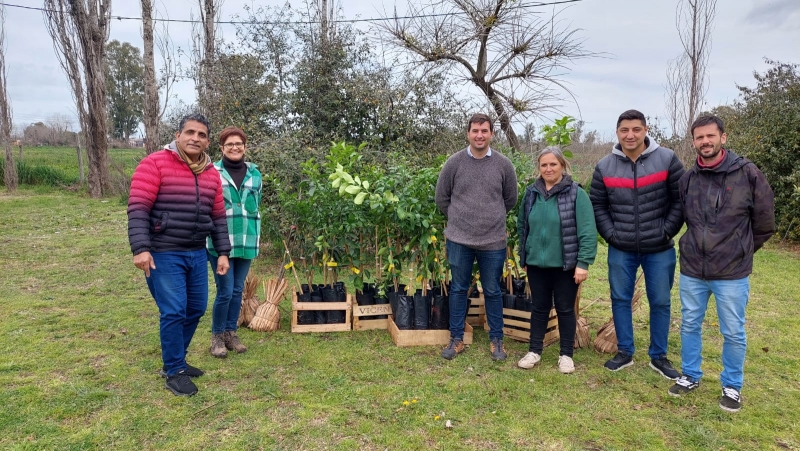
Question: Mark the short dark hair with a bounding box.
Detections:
[616,109,647,128]
[219,126,247,146]
[178,113,211,136]
[690,115,725,136]
[466,113,494,132]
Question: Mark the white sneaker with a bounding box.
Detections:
[517,352,541,369]
[558,355,575,374]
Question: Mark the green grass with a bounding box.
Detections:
[1,187,799,450]
[1,146,143,187]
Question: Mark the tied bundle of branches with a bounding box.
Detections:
[238,273,261,327]
[249,276,288,332]
[574,284,591,349]
[594,274,644,354]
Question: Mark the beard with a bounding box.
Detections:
[696,144,722,161]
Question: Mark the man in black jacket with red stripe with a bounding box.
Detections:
[590,109,684,378]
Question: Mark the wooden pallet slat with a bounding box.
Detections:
[291,292,352,333]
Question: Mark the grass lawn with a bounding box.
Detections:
[1,187,799,450]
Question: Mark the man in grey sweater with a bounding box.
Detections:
[435,113,518,361]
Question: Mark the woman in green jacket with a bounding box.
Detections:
[516,146,597,373]
[207,126,262,358]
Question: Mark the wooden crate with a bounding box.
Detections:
[291,292,352,333]
[498,307,559,345]
[467,293,486,327]
[352,303,392,330]
[387,315,473,347]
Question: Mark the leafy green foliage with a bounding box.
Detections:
[722,60,800,241]
[105,40,144,141]
[541,116,577,155]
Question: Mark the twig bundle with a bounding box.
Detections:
[593,273,644,354]
[249,277,288,332]
[238,273,261,327]
[573,284,591,349]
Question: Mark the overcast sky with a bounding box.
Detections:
[4,0,800,139]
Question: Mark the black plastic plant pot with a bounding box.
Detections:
[301,284,310,293]
[389,291,401,318]
[503,293,517,310]
[394,294,414,330]
[322,286,345,324]
[297,291,313,325]
[512,278,527,295]
[413,292,432,330]
[374,295,389,319]
[430,294,449,329]
[310,290,326,324]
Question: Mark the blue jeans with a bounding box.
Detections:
[446,240,505,340]
[679,274,749,390]
[145,249,208,376]
[607,245,676,358]
[208,254,252,334]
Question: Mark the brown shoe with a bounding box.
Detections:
[441,338,465,360]
[224,331,247,353]
[210,333,227,358]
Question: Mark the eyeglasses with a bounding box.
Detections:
[223,142,245,149]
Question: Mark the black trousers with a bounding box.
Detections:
[526,266,578,357]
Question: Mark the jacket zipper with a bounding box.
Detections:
[633,159,640,254]
[193,173,200,240]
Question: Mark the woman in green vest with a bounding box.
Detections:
[516,146,597,373]
[207,126,262,358]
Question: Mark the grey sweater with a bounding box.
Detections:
[435,147,518,250]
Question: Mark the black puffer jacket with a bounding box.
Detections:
[590,137,685,254]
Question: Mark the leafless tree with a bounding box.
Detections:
[665,0,717,139]
[46,113,74,143]
[0,5,17,191]
[191,0,223,119]
[380,0,590,151]
[141,0,177,153]
[43,0,112,197]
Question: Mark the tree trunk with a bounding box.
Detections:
[489,92,520,152]
[141,0,160,155]
[0,4,17,191]
[76,136,85,185]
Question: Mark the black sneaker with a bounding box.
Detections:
[719,386,742,412]
[650,357,680,380]
[165,370,198,397]
[490,337,507,361]
[604,352,634,371]
[159,363,204,378]
[441,338,466,360]
[668,376,700,397]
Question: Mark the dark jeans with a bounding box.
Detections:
[446,240,506,340]
[208,254,252,334]
[526,266,578,357]
[145,249,208,376]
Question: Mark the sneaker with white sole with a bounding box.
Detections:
[604,352,634,371]
[517,352,541,369]
[557,355,575,374]
[668,375,699,397]
[719,386,742,412]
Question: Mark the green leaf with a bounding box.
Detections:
[331,178,342,188]
[354,192,367,205]
[345,185,362,195]
[362,180,370,190]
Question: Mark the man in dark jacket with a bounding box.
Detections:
[128,113,231,397]
[590,109,684,378]
[667,115,775,413]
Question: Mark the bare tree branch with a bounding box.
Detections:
[0,5,18,191]
[379,0,591,150]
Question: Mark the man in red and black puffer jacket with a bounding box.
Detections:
[128,113,231,397]
[590,109,685,380]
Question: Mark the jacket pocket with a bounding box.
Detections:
[151,212,170,235]
[244,188,259,213]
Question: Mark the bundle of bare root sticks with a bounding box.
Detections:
[573,284,591,349]
[593,273,644,354]
[238,274,261,327]
[249,277,288,332]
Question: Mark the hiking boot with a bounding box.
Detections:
[558,355,575,374]
[224,331,247,353]
[604,352,634,371]
[517,352,541,369]
[159,363,204,378]
[668,376,700,397]
[164,370,198,397]
[719,386,742,412]
[441,338,465,360]
[210,333,227,358]
[490,337,507,361]
[650,357,680,380]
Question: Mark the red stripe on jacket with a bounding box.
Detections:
[603,170,668,189]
